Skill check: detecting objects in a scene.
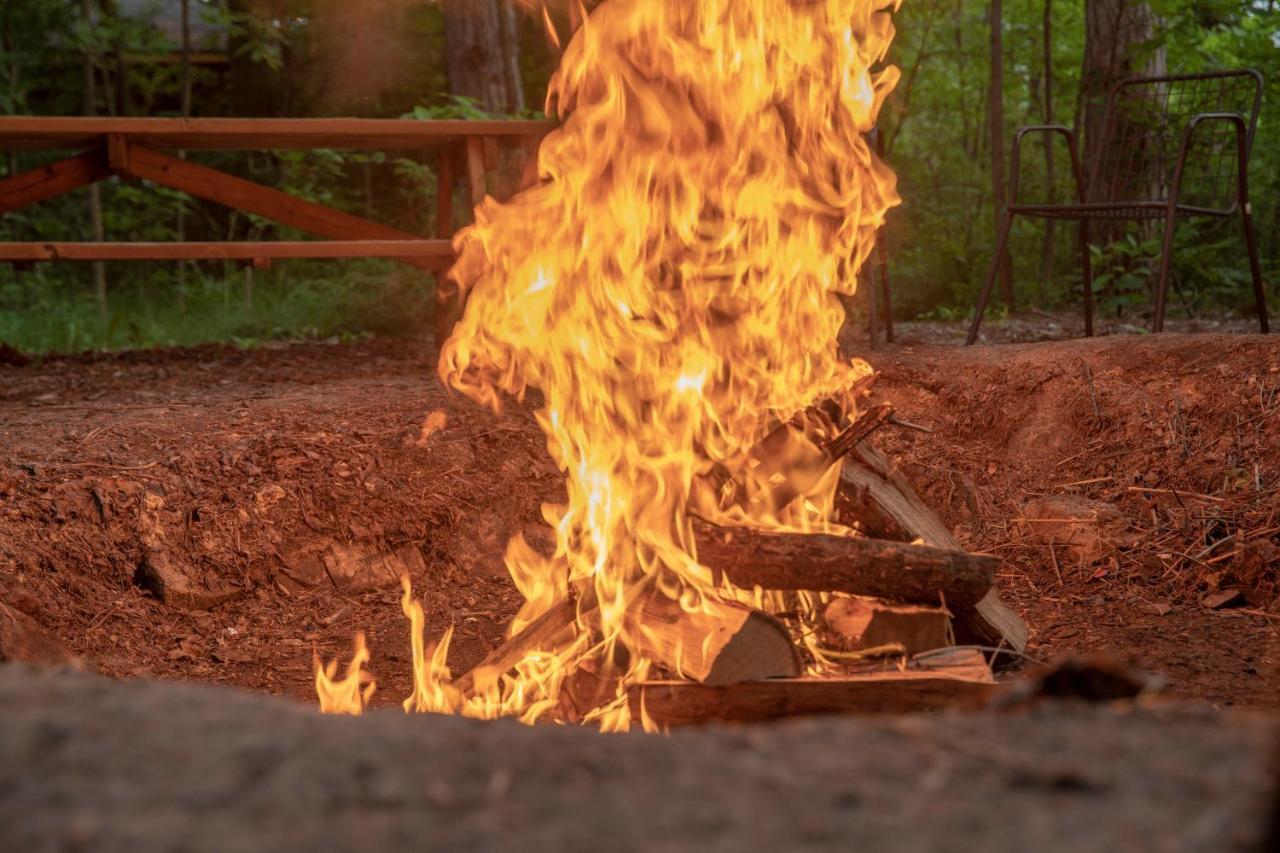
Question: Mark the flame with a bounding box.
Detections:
[314,632,376,715]
[322,0,901,729]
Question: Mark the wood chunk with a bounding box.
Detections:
[824,597,951,655]
[841,444,1029,652]
[629,649,995,726]
[1022,496,1130,563]
[627,593,800,686]
[692,520,994,609]
[134,551,240,611]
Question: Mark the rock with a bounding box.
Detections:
[322,541,425,591]
[279,539,426,592]
[1022,496,1132,563]
[1201,589,1245,611]
[134,551,241,611]
[0,603,78,667]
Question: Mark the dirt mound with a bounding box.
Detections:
[0,333,1276,709]
[860,334,1280,706]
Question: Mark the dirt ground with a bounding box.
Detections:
[0,322,1277,711]
[2,663,1275,853]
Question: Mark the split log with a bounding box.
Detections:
[841,444,1029,652]
[823,597,952,655]
[630,648,995,726]
[452,590,800,695]
[626,592,800,686]
[692,520,994,609]
[451,598,579,697]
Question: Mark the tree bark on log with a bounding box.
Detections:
[840,444,1029,652]
[692,520,994,609]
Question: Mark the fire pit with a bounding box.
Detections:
[315,0,1026,729]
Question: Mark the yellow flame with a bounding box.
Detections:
[323,0,901,730]
[314,632,376,715]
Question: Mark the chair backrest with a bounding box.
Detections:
[1086,69,1263,213]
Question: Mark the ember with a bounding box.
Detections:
[317,0,1018,729]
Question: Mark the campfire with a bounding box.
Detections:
[316,0,1027,730]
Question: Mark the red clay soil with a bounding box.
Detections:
[0,330,1276,711]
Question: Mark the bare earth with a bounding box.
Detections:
[0,323,1277,847]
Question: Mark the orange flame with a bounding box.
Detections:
[314,632,376,715]
[323,0,901,729]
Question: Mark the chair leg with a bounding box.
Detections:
[966,213,1015,346]
[878,240,894,343]
[1152,202,1177,333]
[866,264,879,351]
[1080,217,1094,338]
[1153,206,1179,333]
[1241,200,1271,334]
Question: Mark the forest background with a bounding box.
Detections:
[1,0,1276,353]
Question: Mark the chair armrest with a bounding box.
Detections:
[1009,125,1086,205]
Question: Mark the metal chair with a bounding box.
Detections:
[966,69,1270,345]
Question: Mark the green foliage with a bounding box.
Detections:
[1,0,1276,355]
[882,0,1278,321]
[0,261,435,353]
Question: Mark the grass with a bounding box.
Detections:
[0,260,437,355]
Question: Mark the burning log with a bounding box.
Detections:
[629,648,995,726]
[627,591,801,685]
[841,444,1030,652]
[691,520,995,609]
[451,599,579,697]
[453,589,800,696]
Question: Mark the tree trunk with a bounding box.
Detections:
[498,0,526,114]
[989,0,1013,308]
[1081,0,1165,191]
[1039,0,1055,300]
[441,0,524,114]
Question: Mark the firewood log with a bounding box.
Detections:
[841,444,1029,652]
[630,648,995,726]
[691,520,995,608]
